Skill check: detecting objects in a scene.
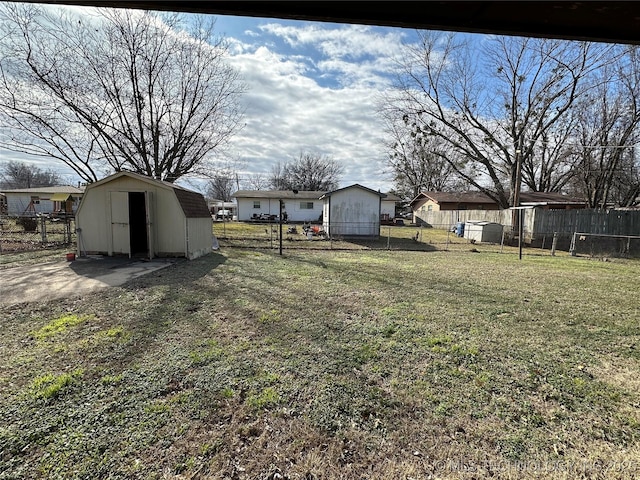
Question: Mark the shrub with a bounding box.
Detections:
[16,216,38,232]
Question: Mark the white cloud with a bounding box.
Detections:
[260,22,406,59]
[1,10,408,193]
[222,20,409,192]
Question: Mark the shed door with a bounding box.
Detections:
[145,191,154,259]
[110,191,130,255]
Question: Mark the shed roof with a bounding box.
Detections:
[319,184,387,199]
[174,188,211,218]
[83,171,210,218]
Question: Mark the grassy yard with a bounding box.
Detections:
[0,247,639,479]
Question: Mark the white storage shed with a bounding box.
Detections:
[464,220,504,244]
[75,171,213,260]
[320,184,385,237]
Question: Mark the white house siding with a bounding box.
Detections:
[6,193,49,215]
[381,200,396,219]
[236,196,323,222]
[282,198,323,223]
[5,190,82,216]
[324,188,381,237]
[236,197,281,221]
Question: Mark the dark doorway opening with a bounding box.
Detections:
[128,192,148,257]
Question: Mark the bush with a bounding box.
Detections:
[16,217,38,232]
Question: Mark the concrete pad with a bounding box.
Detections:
[0,256,176,306]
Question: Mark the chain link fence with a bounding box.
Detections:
[214,221,521,253]
[0,215,76,255]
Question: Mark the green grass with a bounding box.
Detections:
[0,248,639,478]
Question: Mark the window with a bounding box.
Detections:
[427,205,433,211]
[253,201,260,208]
[300,202,313,209]
[30,196,40,204]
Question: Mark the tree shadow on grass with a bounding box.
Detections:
[337,235,438,252]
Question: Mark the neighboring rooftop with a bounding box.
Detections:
[233,190,327,200]
[1,185,85,194]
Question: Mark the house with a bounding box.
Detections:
[410,191,500,215]
[411,190,585,214]
[380,192,402,222]
[232,190,326,222]
[410,190,586,226]
[319,184,386,237]
[75,171,212,260]
[2,185,84,216]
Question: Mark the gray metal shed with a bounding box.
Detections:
[463,221,504,243]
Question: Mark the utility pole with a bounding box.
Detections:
[512,153,523,235]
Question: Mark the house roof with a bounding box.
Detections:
[411,190,586,207]
[411,191,495,205]
[1,185,84,195]
[519,192,585,206]
[319,184,387,199]
[83,171,210,218]
[382,192,403,202]
[233,190,327,200]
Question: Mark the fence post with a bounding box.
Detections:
[68,218,74,244]
[569,232,577,256]
[551,232,558,256]
[40,216,46,243]
[387,226,391,250]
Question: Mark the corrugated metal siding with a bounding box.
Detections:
[327,188,380,237]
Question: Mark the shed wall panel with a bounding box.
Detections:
[186,217,214,259]
[326,188,380,237]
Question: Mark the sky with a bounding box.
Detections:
[0,4,429,194]
[213,14,415,194]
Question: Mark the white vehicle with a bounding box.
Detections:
[216,209,231,219]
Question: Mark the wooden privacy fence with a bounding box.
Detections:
[415,208,640,250]
[415,208,640,244]
[532,209,640,236]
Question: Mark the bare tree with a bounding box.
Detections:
[567,46,640,208]
[243,173,270,190]
[384,112,466,200]
[268,161,288,190]
[206,175,235,202]
[0,160,61,189]
[386,32,608,207]
[0,4,245,184]
[268,152,343,191]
